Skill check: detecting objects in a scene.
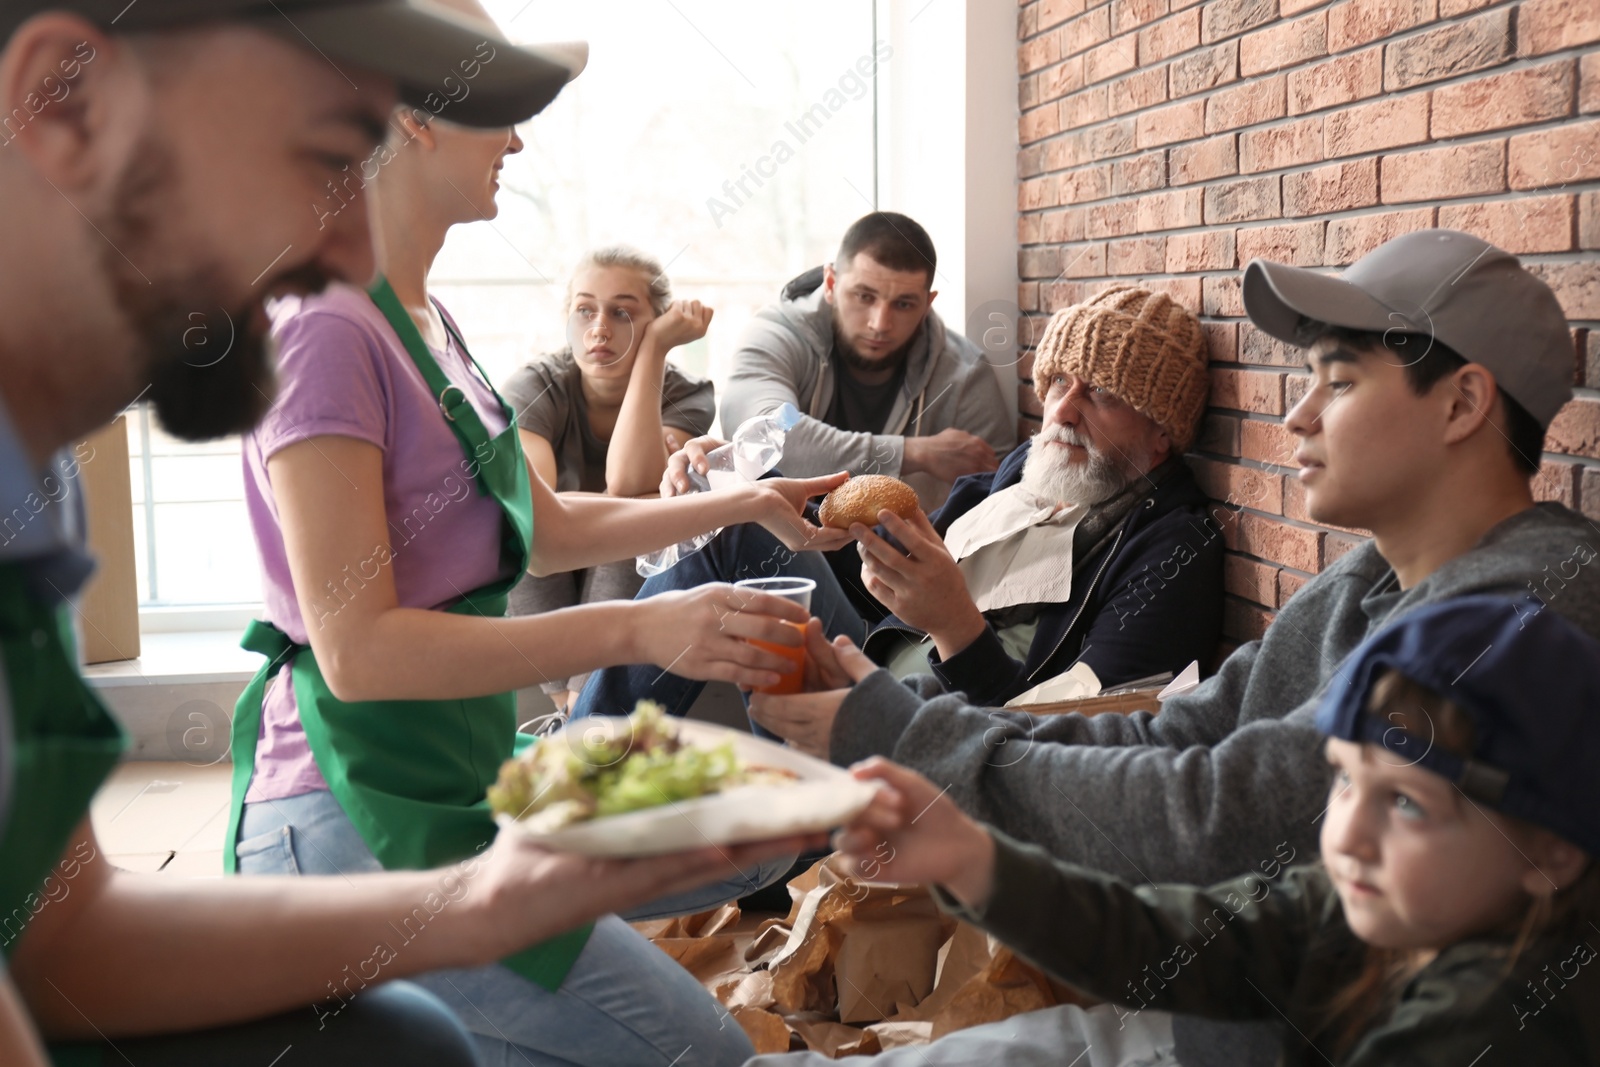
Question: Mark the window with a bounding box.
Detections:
[128,406,262,613]
[135,1,881,618]
[434,0,881,391]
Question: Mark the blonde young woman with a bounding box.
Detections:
[225,91,845,1067]
[504,248,715,709]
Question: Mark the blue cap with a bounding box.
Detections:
[1314,596,1600,856]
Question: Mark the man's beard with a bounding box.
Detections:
[100,130,309,441]
[1021,424,1140,506]
[832,310,916,375]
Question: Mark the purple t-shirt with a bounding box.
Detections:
[242,283,514,803]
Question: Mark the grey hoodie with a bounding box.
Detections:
[719,287,1015,508]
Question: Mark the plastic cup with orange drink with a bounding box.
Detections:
[733,577,815,695]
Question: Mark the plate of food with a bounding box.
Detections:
[489,703,878,857]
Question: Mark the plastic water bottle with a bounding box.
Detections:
[637,403,803,577]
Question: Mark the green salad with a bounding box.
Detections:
[489,702,788,832]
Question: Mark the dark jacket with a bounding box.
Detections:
[860,439,1224,705]
[947,834,1600,1067]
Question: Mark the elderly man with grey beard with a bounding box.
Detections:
[573,286,1223,736]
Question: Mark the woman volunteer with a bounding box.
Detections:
[223,72,848,1067]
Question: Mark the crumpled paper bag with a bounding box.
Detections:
[637,901,747,992]
[905,923,1072,1039]
[831,913,948,1023]
[635,854,1094,1057]
[760,854,954,1022]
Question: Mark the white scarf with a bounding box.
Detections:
[942,485,1086,613]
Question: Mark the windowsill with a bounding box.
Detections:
[85,629,261,688]
[139,604,263,635]
[85,631,259,761]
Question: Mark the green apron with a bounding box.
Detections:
[0,563,125,952]
[223,278,591,990]
[0,563,124,1067]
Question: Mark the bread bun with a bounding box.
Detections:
[819,475,921,530]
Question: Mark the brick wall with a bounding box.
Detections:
[1014,0,1600,651]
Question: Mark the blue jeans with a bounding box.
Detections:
[747,1002,1177,1067]
[237,790,773,1067]
[572,524,869,728]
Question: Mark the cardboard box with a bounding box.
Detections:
[77,416,140,664]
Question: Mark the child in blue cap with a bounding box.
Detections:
[833,595,1600,1065]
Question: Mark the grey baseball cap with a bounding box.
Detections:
[1243,229,1573,427]
[3,0,586,128]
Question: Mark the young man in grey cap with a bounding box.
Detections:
[745,229,1600,1066]
[0,5,805,1065]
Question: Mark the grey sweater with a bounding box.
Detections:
[719,287,1015,509]
[833,503,1600,882]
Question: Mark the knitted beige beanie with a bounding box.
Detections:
[1031,286,1210,450]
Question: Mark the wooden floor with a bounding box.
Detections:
[89,761,232,876]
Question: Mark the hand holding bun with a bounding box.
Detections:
[818,475,922,530]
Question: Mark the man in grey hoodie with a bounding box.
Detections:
[720,211,1015,513]
[746,230,1600,1066]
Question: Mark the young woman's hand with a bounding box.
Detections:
[660,434,727,497]
[748,473,855,553]
[469,827,827,962]
[628,583,811,689]
[642,299,713,353]
[833,758,997,910]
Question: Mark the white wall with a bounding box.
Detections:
[875,0,1021,435]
